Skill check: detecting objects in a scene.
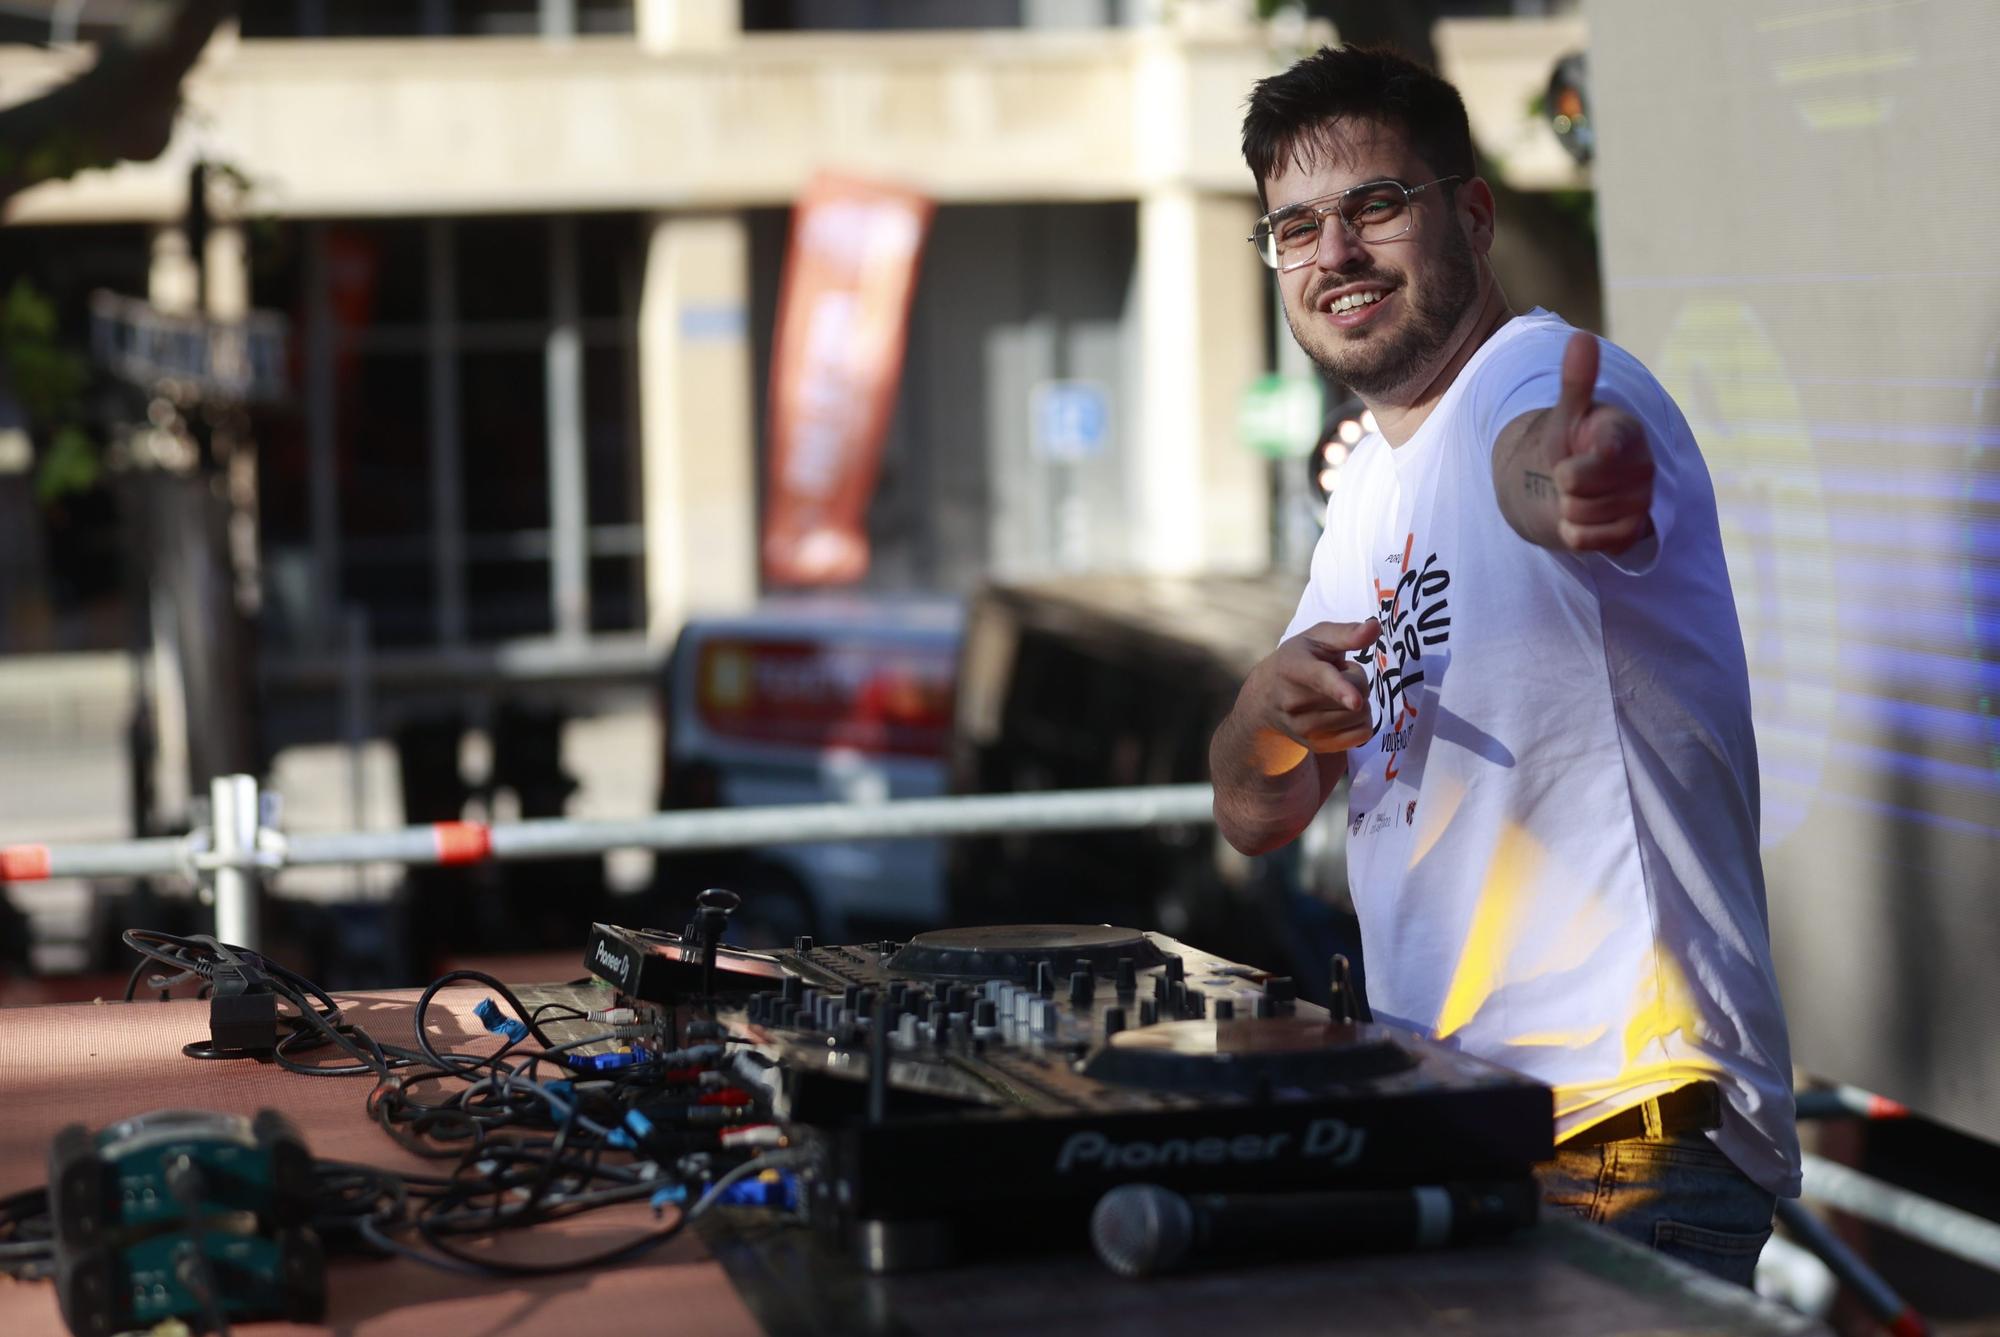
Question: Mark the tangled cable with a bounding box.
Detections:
[10,930,798,1289]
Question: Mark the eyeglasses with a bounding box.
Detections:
[1249,176,1462,271]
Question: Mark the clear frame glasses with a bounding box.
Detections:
[1249,176,1462,272]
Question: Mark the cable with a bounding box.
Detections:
[687,1148,810,1222]
[100,931,770,1293]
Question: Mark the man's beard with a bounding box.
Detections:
[1287,225,1480,400]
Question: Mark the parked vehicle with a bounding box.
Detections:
[654,595,962,946]
[947,573,1356,998]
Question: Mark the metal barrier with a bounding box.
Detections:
[2,773,1220,950]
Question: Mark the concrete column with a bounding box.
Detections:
[148,226,200,316]
[636,0,740,52]
[1131,187,1270,574]
[636,213,758,645]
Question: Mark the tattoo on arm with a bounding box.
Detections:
[1523,469,1556,500]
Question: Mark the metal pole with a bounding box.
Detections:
[1773,1198,1922,1333]
[546,215,589,641]
[1802,1151,2000,1276]
[284,784,1219,866]
[12,784,1220,880]
[210,772,262,949]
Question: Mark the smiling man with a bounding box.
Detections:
[1207,46,1799,1285]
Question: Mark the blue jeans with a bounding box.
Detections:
[1534,1131,1776,1287]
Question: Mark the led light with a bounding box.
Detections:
[1318,468,1342,493]
[1337,419,1363,446]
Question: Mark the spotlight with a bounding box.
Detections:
[1544,52,1593,167]
[1308,394,1370,522]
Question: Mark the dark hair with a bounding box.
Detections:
[1241,45,1476,212]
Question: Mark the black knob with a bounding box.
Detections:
[843,984,862,1011]
[800,986,821,1016]
[794,935,815,952]
[1069,971,1095,1007]
[928,1000,947,1025]
[781,976,802,1003]
[835,1021,861,1048]
[698,887,741,913]
[1166,981,1184,1015]
[1138,999,1158,1027]
[975,999,998,1028]
[1035,961,1055,997]
[931,1015,950,1046]
[947,985,971,1013]
[1213,999,1236,1021]
[855,989,876,1020]
[1104,1007,1126,1038]
[1254,996,1274,1019]
[888,982,908,1007]
[1152,973,1168,1002]
[1163,954,1185,983]
[1115,957,1138,994]
[1264,976,1296,1004]
[1186,989,1205,1019]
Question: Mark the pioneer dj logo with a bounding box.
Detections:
[593,941,631,985]
[1053,1118,1366,1175]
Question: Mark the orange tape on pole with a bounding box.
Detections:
[431,822,492,866]
[1,844,53,882]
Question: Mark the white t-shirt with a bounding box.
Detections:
[1284,309,1801,1197]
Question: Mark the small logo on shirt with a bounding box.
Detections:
[1368,810,1393,834]
[1350,810,1367,836]
[1385,552,1404,566]
[1404,800,1417,826]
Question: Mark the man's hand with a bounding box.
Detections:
[1248,619,1380,758]
[1496,331,1656,556]
[1209,618,1380,855]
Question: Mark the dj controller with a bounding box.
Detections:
[580,913,1553,1272]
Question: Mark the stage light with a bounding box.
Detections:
[1308,395,1369,522]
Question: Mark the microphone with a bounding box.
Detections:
[1089,1178,1538,1278]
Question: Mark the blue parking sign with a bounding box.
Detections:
[1032,381,1109,461]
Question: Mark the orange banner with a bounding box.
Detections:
[762,173,934,587]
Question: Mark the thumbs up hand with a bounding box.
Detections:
[1539,331,1655,555]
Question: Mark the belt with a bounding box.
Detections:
[1558,1080,1723,1150]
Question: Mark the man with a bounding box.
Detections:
[1209,45,1799,1286]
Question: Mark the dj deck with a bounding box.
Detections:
[0,918,1826,1336]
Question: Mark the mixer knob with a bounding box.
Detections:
[1137,998,1158,1027]
[1213,999,1236,1021]
[1166,981,1185,1015]
[1163,954,1185,984]
[1103,1007,1127,1039]
[1254,996,1274,1019]
[1115,957,1138,995]
[975,998,998,1028]
[1186,989,1205,1019]
[1069,971,1095,1007]
[1037,1000,1061,1034]
[782,976,803,1002]
[887,982,907,1007]
[795,935,814,952]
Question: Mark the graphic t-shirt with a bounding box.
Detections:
[1284,309,1801,1197]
